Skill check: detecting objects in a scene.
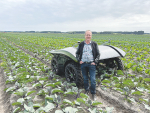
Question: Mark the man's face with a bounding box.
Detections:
[85,31,92,42]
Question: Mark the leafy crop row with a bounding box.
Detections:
[0,37,110,113]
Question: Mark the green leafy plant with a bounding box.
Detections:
[132,91,143,96]
[52,88,64,94]
[63,106,78,113]
[37,89,48,96]
[63,99,74,106]
[13,107,21,113]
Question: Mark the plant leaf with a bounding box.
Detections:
[24,103,35,112]
[80,93,88,99]
[32,83,42,88]
[45,95,54,101]
[12,102,21,106]
[117,70,124,75]
[45,83,55,88]
[26,75,30,78]
[54,81,61,86]
[33,104,41,109]
[88,108,97,113]
[92,102,102,106]
[63,99,73,106]
[144,78,150,82]
[14,92,24,97]
[55,110,64,113]
[132,91,143,96]
[27,90,36,96]
[52,88,64,94]
[63,106,78,113]
[13,107,21,113]
[106,107,114,113]
[17,98,25,105]
[102,79,111,83]
[77,98,86,104]
[43,102,55,112]
[74,100,80,106]
[65,91,75,95]
[144,104,150,110]
[6,87,15,93]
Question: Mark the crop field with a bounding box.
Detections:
[0,32,150,113]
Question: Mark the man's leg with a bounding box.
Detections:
[89,64,96,94]
[81,63,89,91]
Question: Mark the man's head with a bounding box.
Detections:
[85,30,92,42]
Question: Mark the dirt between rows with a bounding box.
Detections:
[0,60,12,113]
[0,39,148,113]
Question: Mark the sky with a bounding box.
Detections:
[0,0,150,33]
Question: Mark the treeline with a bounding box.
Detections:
[24,31,61,33]
[1,31,145,34]
[67,31,144,35]
[100,31,144,35]
[0,31,61,33]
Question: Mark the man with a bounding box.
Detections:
[76,30,100,100]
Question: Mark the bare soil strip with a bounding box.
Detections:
[96,87,145,113]
[0,60,12,113]
[1,39,147,113]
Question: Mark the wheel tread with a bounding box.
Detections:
[65,63,83,88]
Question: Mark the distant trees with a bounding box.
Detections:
[67,31,85,34]
[25,31,35,33]
[99,31,144,35]
[67,31,144,35]
[1,30,145,35]
[39,31,61,33]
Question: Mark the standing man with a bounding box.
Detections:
[76,30,100,100]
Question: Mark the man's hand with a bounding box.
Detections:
[80,61,84,64]
[91,62,95,65]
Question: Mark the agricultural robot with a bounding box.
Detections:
[50,41,126,87]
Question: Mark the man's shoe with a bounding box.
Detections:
[85,90,89,94]
[92,94,96,101]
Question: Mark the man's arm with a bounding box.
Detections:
[95,43,100,64]
[76,45,80,63]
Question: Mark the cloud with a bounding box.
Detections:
[16,14,149,33]
[0,0,150,32]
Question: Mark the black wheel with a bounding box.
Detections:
[65,63,83,87]
[106,57,124,70]
[114,57,124,70]
[51,57,60,75]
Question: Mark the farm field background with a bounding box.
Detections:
[0,32,150,113]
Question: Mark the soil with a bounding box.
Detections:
[0,60,12,113]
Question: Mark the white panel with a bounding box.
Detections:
[61,45,126,60]
[61,47,76,57]
[98,45,126,60]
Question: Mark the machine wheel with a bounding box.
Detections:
[51,57,60,75]
[106,57,124,70]
[101,57,124,78]
[114,57,124,70]
[106,57,124,75]
[65,63,83,88]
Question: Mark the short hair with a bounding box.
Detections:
[85,30,92,35]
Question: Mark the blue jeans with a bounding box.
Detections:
[81,63,96,94]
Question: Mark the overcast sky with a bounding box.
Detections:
[0,0,150,33]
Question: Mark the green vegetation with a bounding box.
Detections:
[0,32,150,112]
